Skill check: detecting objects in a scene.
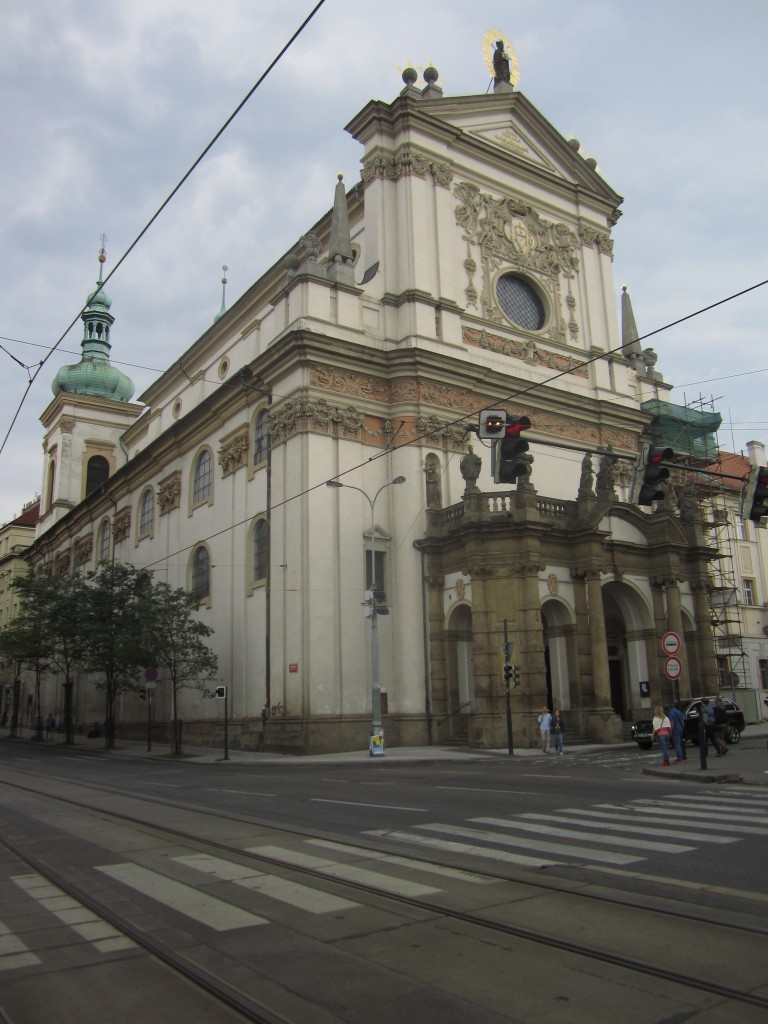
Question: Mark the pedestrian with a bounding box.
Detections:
[668,702,686,763]
[537,705,553,753]
[699,697,718,754]
[1,710,7,728]
[712,696,728,756]
[44,713,55,741]
[551,709,566,754]
[652,704,672,766]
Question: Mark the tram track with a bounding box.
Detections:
[1,764,767,1017]
[2,761,768,937]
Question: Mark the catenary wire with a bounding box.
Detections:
[0,0,328,458]
[137,277,768,573]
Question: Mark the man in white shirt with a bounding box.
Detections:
[538,706,553,753]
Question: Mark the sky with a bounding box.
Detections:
[1,0,767,524]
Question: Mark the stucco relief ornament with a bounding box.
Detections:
[547,574,559,595]
[455,578,465,600]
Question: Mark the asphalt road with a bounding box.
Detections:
[3,737,767,894]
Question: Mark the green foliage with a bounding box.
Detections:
[3,571,89,678]
[142,581,218,691]
[2,565,218,751]
[82,563,154,696]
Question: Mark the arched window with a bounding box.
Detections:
[85,455,110,496]
[253,519,269,581]
[192,449,213,505]
[190,546,210,601]
[46,461,56,510]
[254,409,269,466]
[138,488,155,538]
[98,519,111,563]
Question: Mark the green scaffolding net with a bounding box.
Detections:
[641,399,722,460]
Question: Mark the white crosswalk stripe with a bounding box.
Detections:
[414,822,643,864]
[0,919,40,971]
[595,803,768,833]
[246,844,441,897]
[13,874,134,952]
[96,863,269,931]
[470,816,695,854]
[366,792,768,869]
[364,829,560,868]
[527,810,738,843]
[173,854,359,914]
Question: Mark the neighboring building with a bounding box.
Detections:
[698,442,768,722]
[0,498,40,723]
[24,54,726,751]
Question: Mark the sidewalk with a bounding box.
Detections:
[14,724,767,785]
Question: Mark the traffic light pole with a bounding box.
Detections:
[504,620,514,756]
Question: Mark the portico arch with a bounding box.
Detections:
[445,602,474,715]
[601,581,654,719]
[541,597,575,711]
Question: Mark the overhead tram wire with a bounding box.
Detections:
[141,276,768,574]
[0,0,329,458]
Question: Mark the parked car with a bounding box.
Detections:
[631,696,745,750]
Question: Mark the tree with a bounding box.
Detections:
[142,582,219,755]
[0,572,90,743]
[0,581,51,739]
[81,563,155,749]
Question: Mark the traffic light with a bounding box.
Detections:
[744,465,768,525]
[631,444,673,505]
[494,416,532,483]
[503,664,521,686]
[478,409,506,439]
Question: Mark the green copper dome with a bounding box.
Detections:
[52,246,135,403]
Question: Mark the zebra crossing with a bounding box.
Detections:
[2,790,766,971]
[365,789,768,869]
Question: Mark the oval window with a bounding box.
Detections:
[496,274,545,331]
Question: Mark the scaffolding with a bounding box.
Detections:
[642,397,748,693]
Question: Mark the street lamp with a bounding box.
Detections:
[326,475,406,755]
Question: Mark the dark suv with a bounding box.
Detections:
[631,696,745,750]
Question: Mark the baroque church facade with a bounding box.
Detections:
[27,58,720,752]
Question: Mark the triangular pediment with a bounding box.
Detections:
[427,93,616,196]
[468,116,560,172]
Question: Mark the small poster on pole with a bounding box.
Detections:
[369,731,385,757]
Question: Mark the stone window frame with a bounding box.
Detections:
[247,516,269,595]
[189,544,212,607]
[253,407,269,468]
[190,446,215,510]
[137,486,156,541]
[97,518,112,564]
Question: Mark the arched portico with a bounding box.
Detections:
[445,602,474,724]
[541,597,575,711]
[601,581,654,719]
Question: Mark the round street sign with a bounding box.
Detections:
[664,656,682,680]
[661,631,680,656]
[144,667,159,682]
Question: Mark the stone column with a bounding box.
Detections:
[663,576,690,699]
[585,568,612,708]
[690,578,720,693]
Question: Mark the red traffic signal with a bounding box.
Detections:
[495,416,532,484]
[631,444,673,505]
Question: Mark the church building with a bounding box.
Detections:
[26,45,720,752]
